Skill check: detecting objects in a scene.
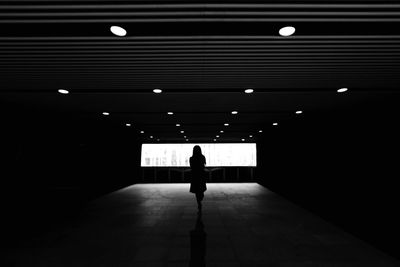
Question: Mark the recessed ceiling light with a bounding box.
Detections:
[150,136,153,139]
[213,139,217,141]
[220,130,224,133]
[184,136,187,138]
[186,139,189,141]
[231,111,238,115]
[273,122,278,126]
[279,26,295,37]
[102,112,110,116]
[244,88,254,94]
[259,130,263,133]
[337,88,348,93]
[216,135,220,138]
[180,130,184,133]
[167,112,174,115]
[153,88,162,94]
[140,131,144,134]
[157,139,160,141]
[58,89,69,94]
[295,110,303,114]
[110,26,127,37]
[176,124,180,127]
[224,123,229,126]
[242,139,245,142]
[249,135,253,138]
[126,123,131,127]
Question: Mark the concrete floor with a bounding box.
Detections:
[7,183,399,266]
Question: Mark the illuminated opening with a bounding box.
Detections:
[141,143,257,167]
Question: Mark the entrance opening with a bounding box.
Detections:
[141,143,257,167]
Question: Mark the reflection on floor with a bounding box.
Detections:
[7,183,399,266]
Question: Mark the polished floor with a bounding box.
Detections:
[7,183,399,266]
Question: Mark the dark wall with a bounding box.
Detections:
[256,94,400,258]
[2,108,142,242]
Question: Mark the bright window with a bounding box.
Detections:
[141,143,257,167]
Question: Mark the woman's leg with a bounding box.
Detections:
[196,192,204,211]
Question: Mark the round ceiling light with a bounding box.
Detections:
[279,26,295,37]
[180,130,184,133]
[216,135,220,138]
[249,135,253,138]
[273,122,278,126]
[110,26,127,37]
[241,139,245,142]
[220,130,224,133]
[213,139,217,141]
[153,88,162,94]
[295,110,303,114]
[224,123,229,126]
[167,112,174,115]
[140,131,144,134]
[259,130,263,133]
[244,88,254,94]
[150,136,153,139]
[58,89,69,94]
[176,124,180,127]
[102,112,110,116]
[231,111,238,115]
[126,123,131,127]
[337,88,348,93]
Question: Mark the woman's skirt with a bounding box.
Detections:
[190,172,207,193]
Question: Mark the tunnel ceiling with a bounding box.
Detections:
[1,1,400,142]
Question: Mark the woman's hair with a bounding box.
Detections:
[192,145,202,157]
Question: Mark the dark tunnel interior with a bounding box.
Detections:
[2,93,400,260]
[2,0,400,265]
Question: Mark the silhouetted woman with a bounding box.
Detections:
[190,145,207,213]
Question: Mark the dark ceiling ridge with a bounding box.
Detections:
[3,11,400,16]
[2,41,399,45]
[3,50,400,55]
[4,70,396,75]
[2,61,398,65]
[3,77,396,83]
[2,65,397,69]
[4,69,397,74]
[3,53,400,58]
[2,45,400,50]
[4,54,400,59]
[1,88,396,93]
[2,3,399,9]
[2,18,400,23]
[90,111,292,114]
[2,35,400,40]
[1,79,396,85]
[3,63,399,68]
[2,60,399,66]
